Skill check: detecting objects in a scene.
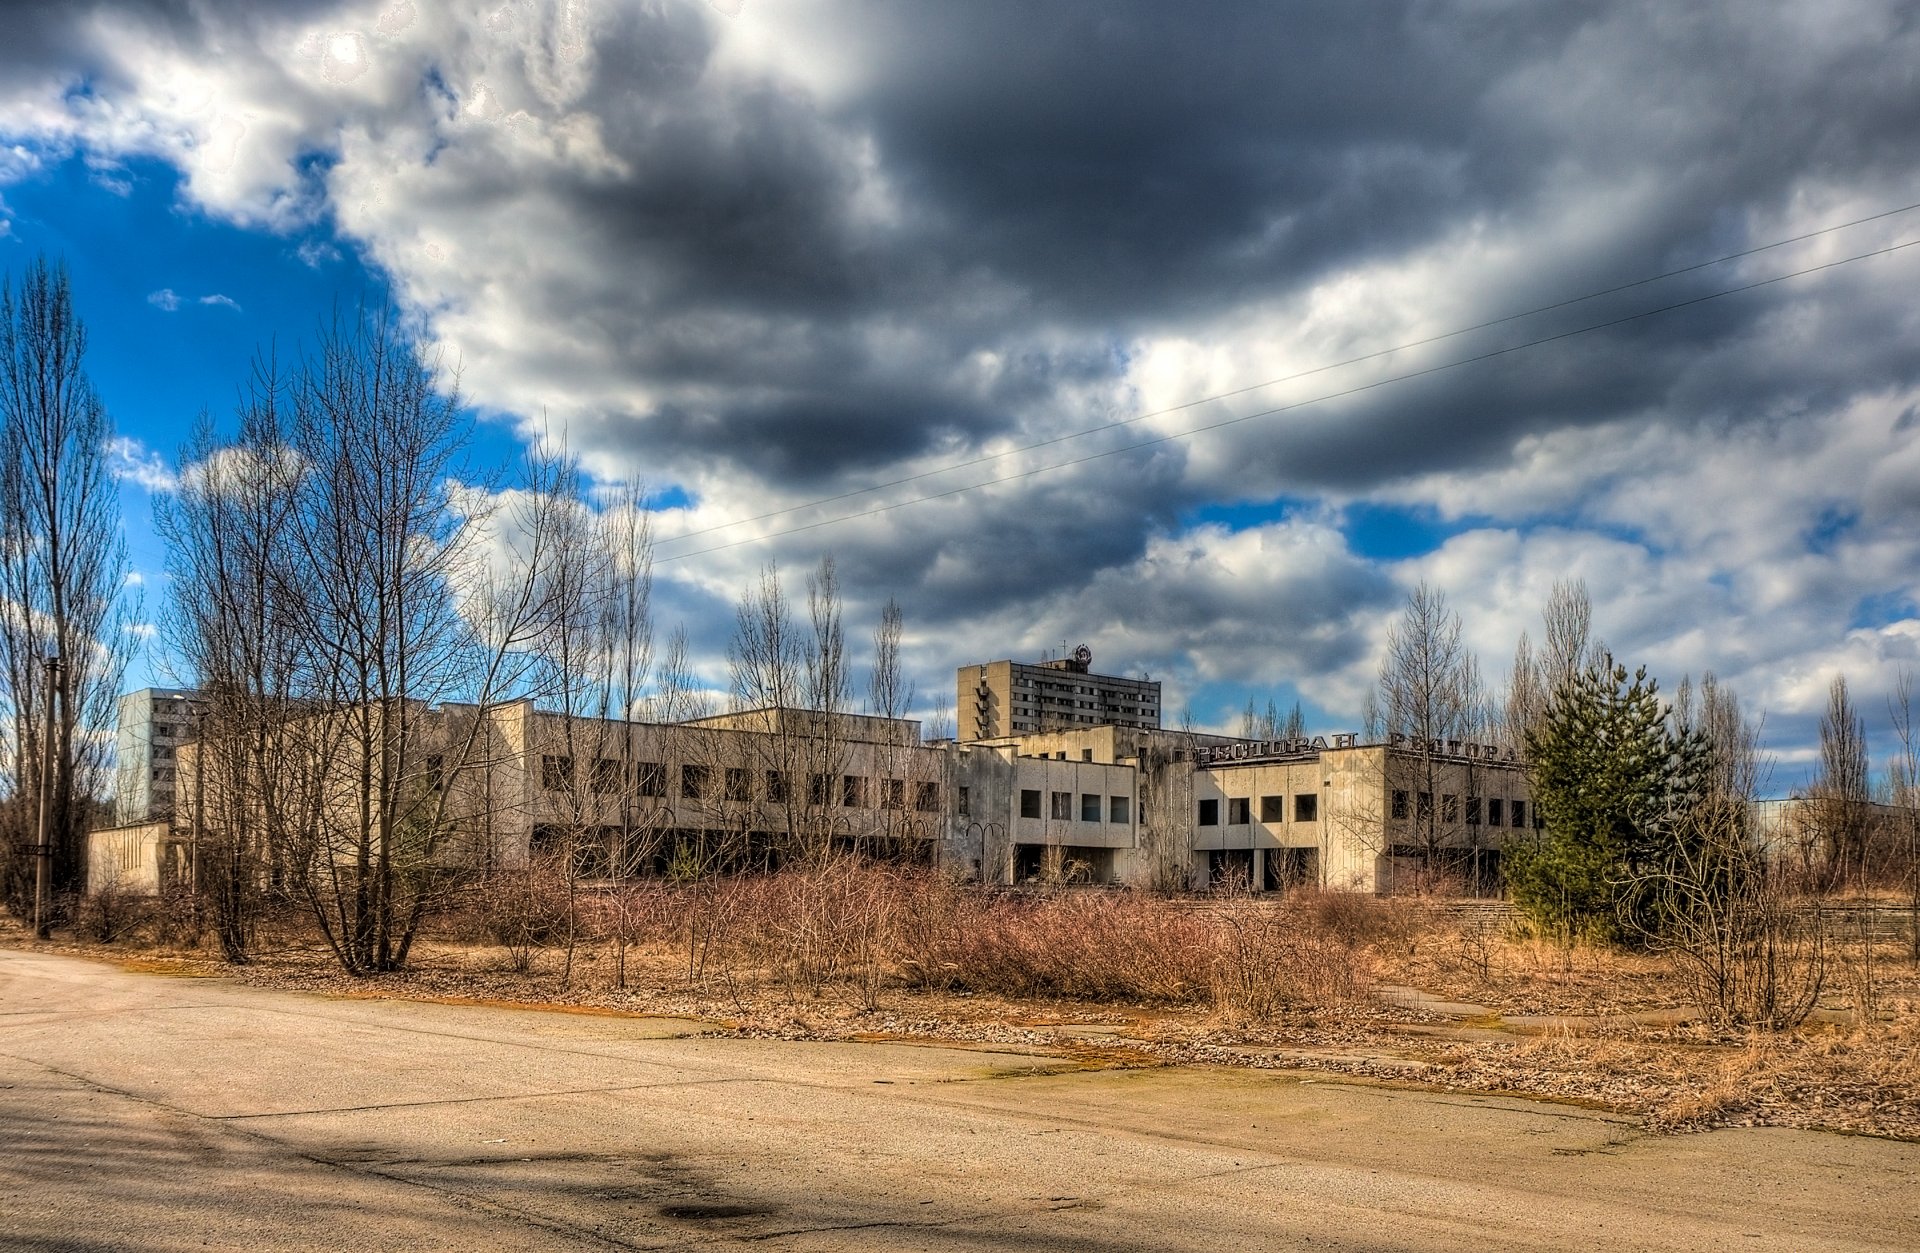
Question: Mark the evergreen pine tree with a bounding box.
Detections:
[1507,655,1708,941]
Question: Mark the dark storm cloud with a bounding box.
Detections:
[412,0,1920,523]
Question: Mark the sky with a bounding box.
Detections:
[2,0,1919,791]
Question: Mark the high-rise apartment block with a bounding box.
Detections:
[957,646,1161,740]
[114,688,206,825]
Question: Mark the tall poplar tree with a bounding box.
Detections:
[0,256,133,923]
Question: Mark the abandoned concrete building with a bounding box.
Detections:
[89,654,1537,896]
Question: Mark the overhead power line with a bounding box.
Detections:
[655,230,1920,565]
[654,198,1920,554]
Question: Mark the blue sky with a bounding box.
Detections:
[5,1,1920,791]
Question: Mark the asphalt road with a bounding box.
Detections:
[1,948,1915,1252]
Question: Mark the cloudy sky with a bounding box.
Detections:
[3,0,1919,787]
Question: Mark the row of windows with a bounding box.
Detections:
[1391,790,1534,828]
[1198,794,1317,826]
[1018,789,1132,824]
[540,756,940,812]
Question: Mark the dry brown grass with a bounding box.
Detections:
[25,871,1920,1139]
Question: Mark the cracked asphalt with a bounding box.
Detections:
[1,947,1916,1251]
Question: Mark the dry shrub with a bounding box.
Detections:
[152,883,205,950]
[722,860,899,1005]
[1211,897,1373,1020]
[1291,888,1419,955]
[908,887,1216,1003]
[79,878,151,944]
[453,862,1390,1014]
[480,859,572,973]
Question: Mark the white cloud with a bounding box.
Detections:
[198,293,242,311]
[105,436,178,492]
[145,288,180,312]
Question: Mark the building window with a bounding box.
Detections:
[1417,792,1432,821]
[810,773,830,806]
[591,758,623,794]
[1081,793,1101,822]
[914,781,940,813]
[1441,794,1458,823]
[636,761,666,797]
[1466,795,1481,825]
[842,775,867,808]
[681,764,708,800]
[766,770,789,804]
[542,755,574,792]
[1294,794,1318,822]
[882,777,906,810]
[1020,788,1041,819]
[1198,798,1219,826]
[1082,748,1094,761]
[959,785,972,817]
[1392,790,1409,820]
[725,767,751,803]
[1227,797,1251,825]
[1260,795,1285,823]
[1487,797,1503,827]
[1513,800,1528,829]
[424,754,446,792]
[1050,790,1071,820]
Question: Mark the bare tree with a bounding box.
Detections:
[0,256,134,929]
[275,308,482,974]
[1503,579,1591,756]
[1376,583,1487,889]
[867,596,933,862]
[1887,668,1919,963]
[1672,673,1766,809]
[804,555,851,854]
[157,369,306,960]
[1811,675,1871,889]
[730,561,811,861]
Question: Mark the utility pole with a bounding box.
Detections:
[32,654,64,940]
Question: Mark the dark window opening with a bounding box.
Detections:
[1294,794,1318,822]
[1227,797,1251,825]
[542,755,574,792]
[680,764,708,800]
[1019,788,1041,819]
[636,761,665,797]
[1260,794,1285,823]
[591,758,623,795]
[1198,798,1220,826]
[1392,790,1409,820]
